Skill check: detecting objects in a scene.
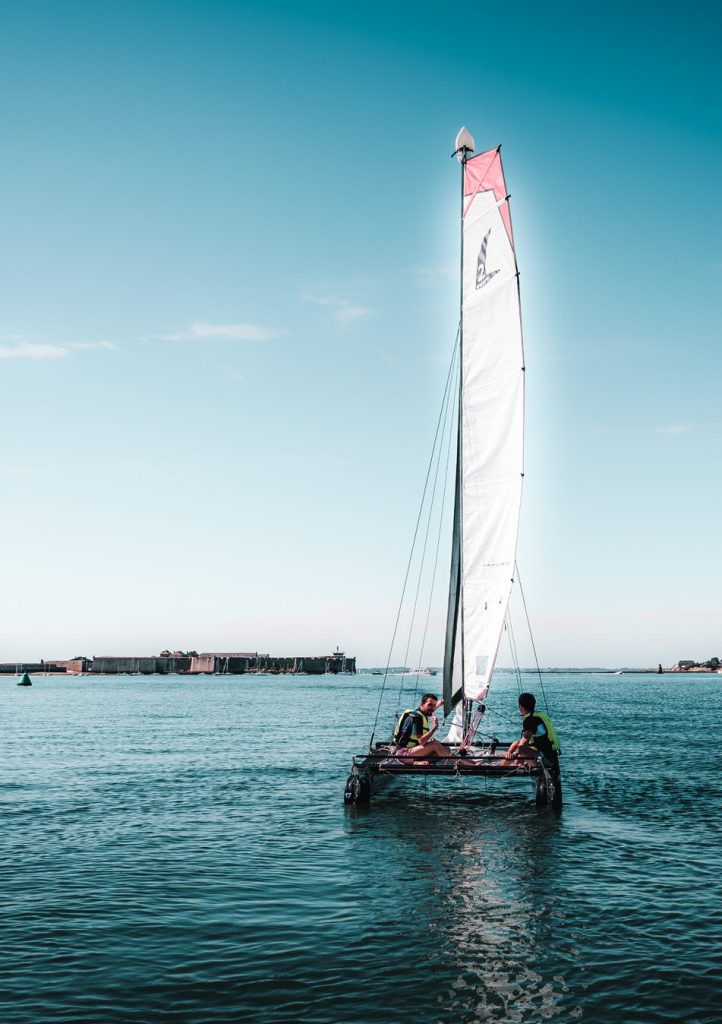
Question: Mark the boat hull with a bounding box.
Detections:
[344,744,562,809]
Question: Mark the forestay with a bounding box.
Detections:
[444,146,525,729]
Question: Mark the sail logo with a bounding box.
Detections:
[476,229,500,290]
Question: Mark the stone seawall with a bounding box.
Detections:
[190,654,356,675]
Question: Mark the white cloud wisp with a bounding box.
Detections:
[152,321,285,343]
[0,343,69,360]
[302,290,372,324]
[0,340,114,360]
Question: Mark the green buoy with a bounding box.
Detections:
[17,672,32,686]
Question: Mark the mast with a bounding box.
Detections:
[443,128,475,721]
[458,136,468,736]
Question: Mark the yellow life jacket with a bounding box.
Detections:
[392,709,429,747]
[524,710,561,754]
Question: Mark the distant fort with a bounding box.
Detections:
[0,649,356,676]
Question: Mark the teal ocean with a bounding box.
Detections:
[2,671,720,1023]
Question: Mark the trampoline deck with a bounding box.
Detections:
[352,746,545,778]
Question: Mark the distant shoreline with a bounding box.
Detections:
[6,665,721,679]
[362,666,721,676]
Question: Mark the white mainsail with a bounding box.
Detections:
[444,142,525,738]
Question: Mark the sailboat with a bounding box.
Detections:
[345,129,561,809]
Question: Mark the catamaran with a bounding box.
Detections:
[344,129,561,810]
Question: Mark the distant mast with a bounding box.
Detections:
[444,128,526,741]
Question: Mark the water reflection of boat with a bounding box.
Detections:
[344,790,570,1018]
[345,129,561,811]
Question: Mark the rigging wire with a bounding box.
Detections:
[505,612,524,695]
[514,561,551,714]
[368,326,460,748]
[397,347,458,711]
[395,342,458,715]
[410,355,459,708]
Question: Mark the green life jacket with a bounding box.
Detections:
[392,709,429,748]
[524,710,561,754]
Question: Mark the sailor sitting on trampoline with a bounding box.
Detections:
[392,693,454,760]
[504,692,560,768]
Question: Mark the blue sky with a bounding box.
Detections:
[1,1,720,666]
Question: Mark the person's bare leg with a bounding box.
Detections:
[513,740,536,764]
[503,740,521,762]
[503,739,536,764]
[402,739,453,759]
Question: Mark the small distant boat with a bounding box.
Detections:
[17,672,32,687]
[400,668,438,676]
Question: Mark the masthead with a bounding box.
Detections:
[453,127,475,162]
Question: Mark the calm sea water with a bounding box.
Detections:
[2,670,720,1023]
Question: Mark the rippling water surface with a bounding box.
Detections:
[2,671,720,1023]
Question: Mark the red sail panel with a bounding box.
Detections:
[464,147,514,247]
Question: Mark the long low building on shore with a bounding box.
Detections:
[0,650,356,676]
